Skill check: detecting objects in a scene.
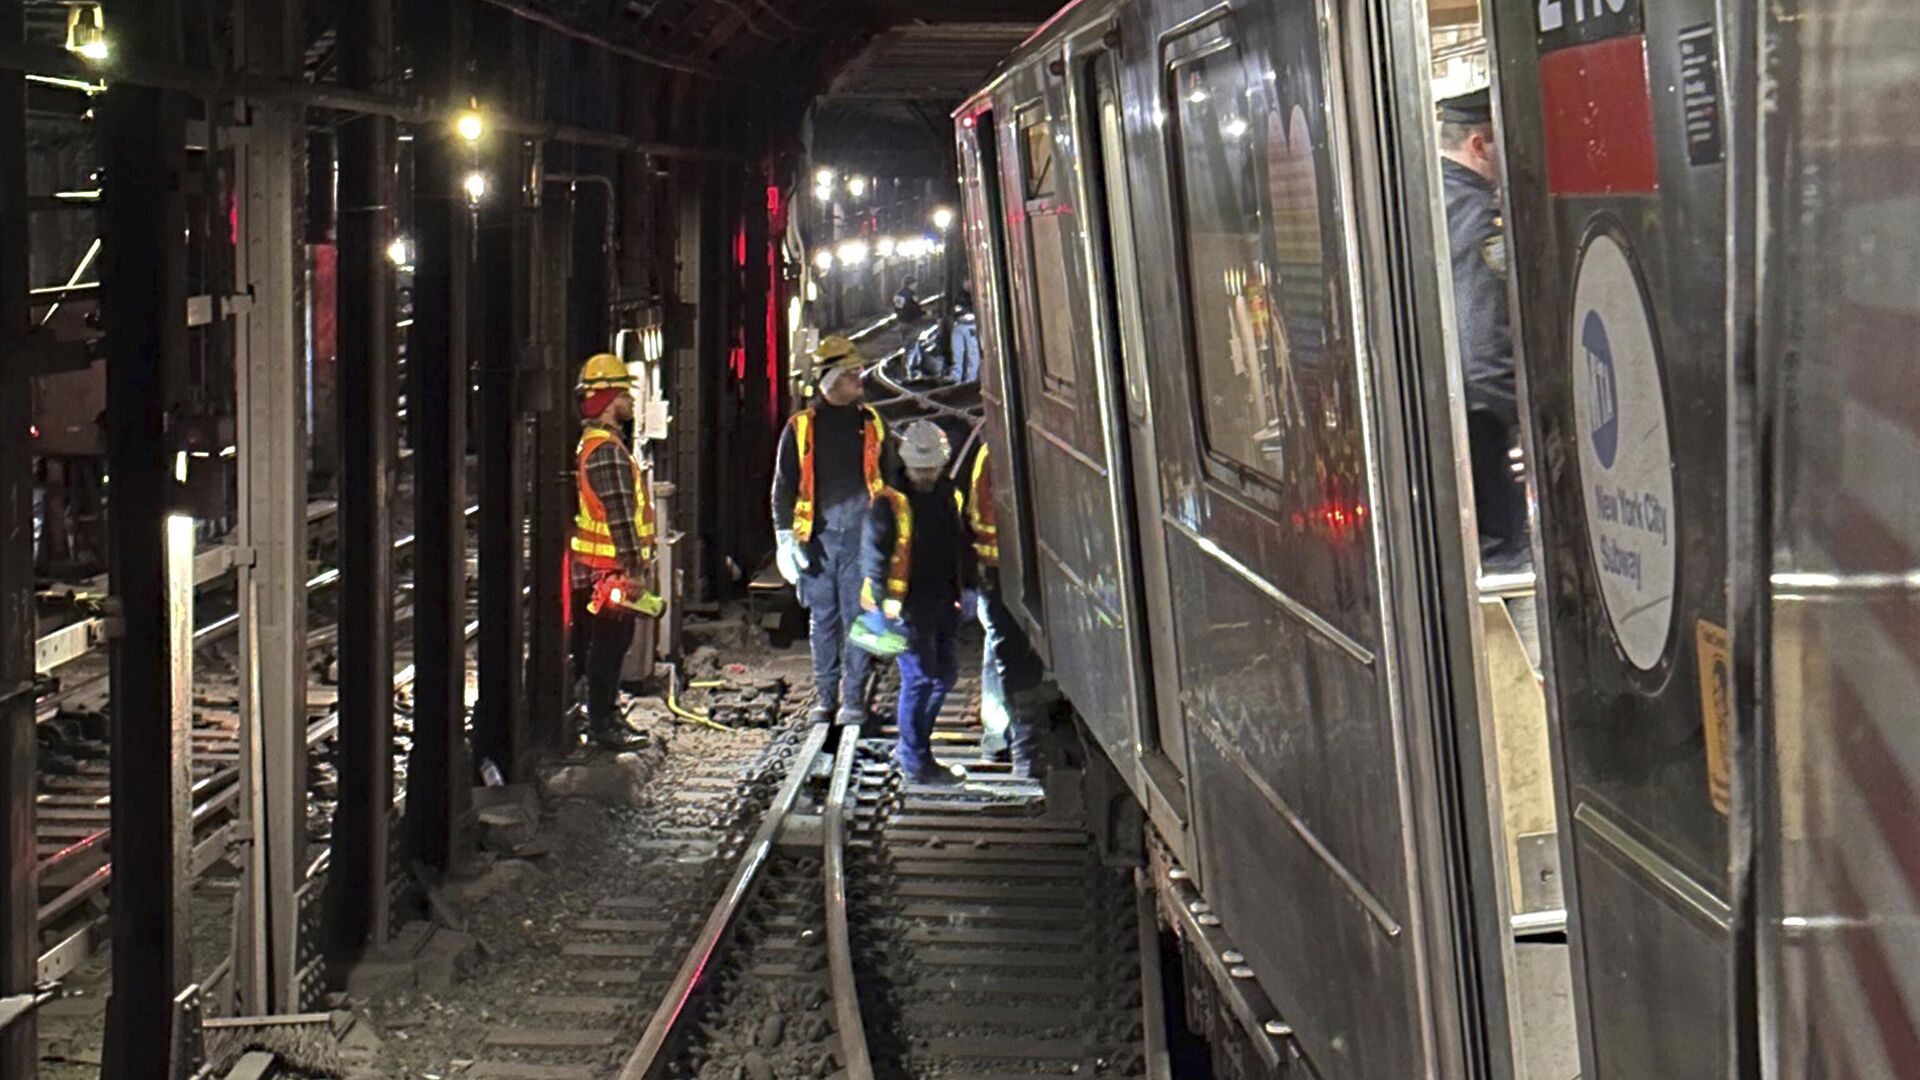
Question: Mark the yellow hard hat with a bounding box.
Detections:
[577,352,634,392]
[812,334,864,367]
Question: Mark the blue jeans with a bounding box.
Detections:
[892,609,959,777]
[949,322,980,383]
[799,525,872,715]
[977,592,1039,763]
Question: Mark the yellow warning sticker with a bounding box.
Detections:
[1695,619,1733,815]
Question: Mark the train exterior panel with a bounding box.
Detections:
[958,0,1508,1076]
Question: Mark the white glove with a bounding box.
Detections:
[775,529,810,585]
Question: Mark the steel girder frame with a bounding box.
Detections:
[98,0,196,1072]
[0,0,37,1075]
[232,0,311,1016]
[324,0,398,965]
[407,0,473,877]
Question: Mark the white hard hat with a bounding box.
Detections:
[898,420,951,469]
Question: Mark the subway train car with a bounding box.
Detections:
[954,0,1920,1077]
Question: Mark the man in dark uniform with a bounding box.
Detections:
[1439,88,1531,573]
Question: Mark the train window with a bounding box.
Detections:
[1166,31,1288,479]
[1016,103,1076,394]
[1020,107,1057,201]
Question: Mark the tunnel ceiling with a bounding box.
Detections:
[522,0,1059,173]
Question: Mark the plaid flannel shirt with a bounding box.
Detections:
[572,424,646,590]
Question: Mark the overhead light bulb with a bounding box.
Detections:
[846,176,867,198]
[931,206,955,231]
[65,5,108,61]
[875,236,896,258]
[815,167,835,187]
[456,109,485,144]
[837,239,868,266]
[386,237,412,266]
[463,171,489,203]
[813,249,834,272]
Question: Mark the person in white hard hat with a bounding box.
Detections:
[861,420,970,784]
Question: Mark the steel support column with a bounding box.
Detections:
[98,0,193,1070]
[233,0,309,1014]
[530,184,576,750]
[407,0,472,874]
[0,0,36,1074]
[325,0,397,962]
[473,11,530,779]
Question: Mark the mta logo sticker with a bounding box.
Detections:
[1581,310,1619,468]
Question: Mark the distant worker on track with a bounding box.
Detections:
[772,336,889,725]
[893,275,929,379]
[1438,87,1531,574]
[949,288,982,384]
[571,353,661,750]
[864,421,970,785]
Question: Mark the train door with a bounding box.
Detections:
[959,105,1048,652]
[1070,30,1191,845]
[1485,0,1740,1074]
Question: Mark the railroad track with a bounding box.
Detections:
[30,504,482,991]
[580,666,1151,1080]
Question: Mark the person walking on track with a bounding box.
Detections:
[771,335,889,724]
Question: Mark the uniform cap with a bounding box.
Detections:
[1437,87,1493,125]
[898,420,952,469]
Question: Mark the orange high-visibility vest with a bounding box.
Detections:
[792,406,886,543]
[861,484,965,613]
[573,425,656,572]
[965,444,998,569]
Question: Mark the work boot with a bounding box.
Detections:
[807,702,836,725]
[589,722,642,751]
[905,762,964,787]
[835,706,867,727]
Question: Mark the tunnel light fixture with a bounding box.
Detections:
[456,108,486,145]
[837,239,869,266]
[387,237,412,267]
[1222,117,1249,139]
[846,175,868,198]
[931,206,955,231]
[463,171,489,204]
[815,167,835,187]
[875,236,896,258]
[66,5,108,61]
[813,249,834,272]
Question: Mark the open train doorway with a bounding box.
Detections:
[1424,1,1581,1077]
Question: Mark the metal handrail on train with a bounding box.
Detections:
[616,721,834,1080]
[823,733,875,1080]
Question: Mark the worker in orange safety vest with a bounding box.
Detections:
[771,335,889,725]
[571,352,659,749]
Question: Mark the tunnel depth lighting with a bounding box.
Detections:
[931,206,955,231]
[815,167,835,187]
[813,249,834,272]
[837,240,869,266]
[387,237,412,267]
[875,236,896,258]
[456,109,486,144]
[463,171,489,204]
[846,175,868,198]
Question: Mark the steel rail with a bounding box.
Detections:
[822,733,874,1080]
[616,721,833,1080]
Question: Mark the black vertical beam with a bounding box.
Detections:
[473,10,528,778]
[530,186,574,751]
[98,1,190,1072]
[0,0,36,1074]
[326,0,396,962]
[408,0,470,873]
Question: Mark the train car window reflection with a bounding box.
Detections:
[1167,39,1292,479]
[1020,108,1057,200]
